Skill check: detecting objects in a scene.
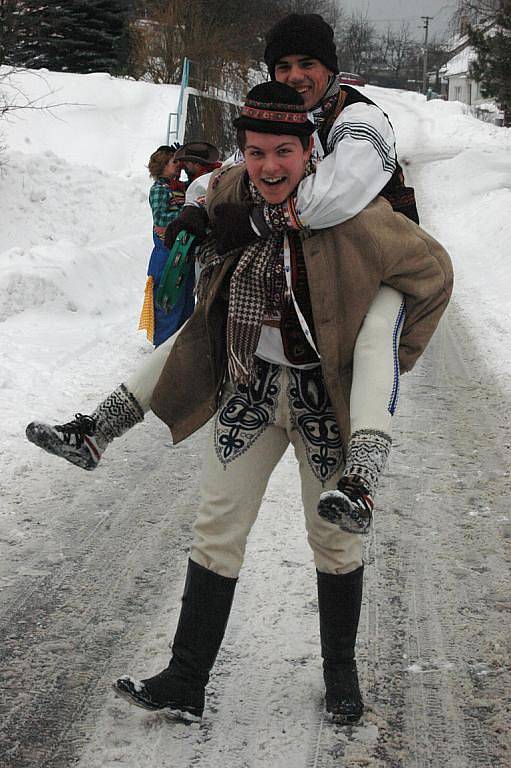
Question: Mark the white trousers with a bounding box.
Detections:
[126,333,177,413]
[191,364,363,578]
[350,285,405,435]
[125,285,405,439]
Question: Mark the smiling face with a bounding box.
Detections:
[274,54,332,110]
[243,131,312,204]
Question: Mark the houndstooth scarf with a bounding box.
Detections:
[197,180,284,384]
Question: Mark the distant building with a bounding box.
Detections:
[443,19,503,125]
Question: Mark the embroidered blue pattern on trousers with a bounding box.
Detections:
[215,360,280,466]
[287,366,344,484]
[388,299,406,415]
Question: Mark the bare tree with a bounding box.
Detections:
[337,11,376,74]
[380,23,414,82]
[129,0,346,86]
[449,0,502,34]
[425,36,450,91]
[280,0,342,29]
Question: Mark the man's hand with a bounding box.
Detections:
[212,202,272,255]
[164,205,209,249]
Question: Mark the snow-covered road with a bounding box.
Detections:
[1,71,510,767]
[2,304,509,768]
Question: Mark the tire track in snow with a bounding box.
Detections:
[0,423,204,768]
[2,312,509,767]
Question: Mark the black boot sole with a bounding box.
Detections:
[112,679,202,723]
[328,709,363,724]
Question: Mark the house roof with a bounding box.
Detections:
[445,45,475,77]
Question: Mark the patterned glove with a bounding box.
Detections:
[212,202,273,255]
[164,205,209,249]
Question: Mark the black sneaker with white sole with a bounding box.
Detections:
[26,414,102,471]
[318,476,374,534]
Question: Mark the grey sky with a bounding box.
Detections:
[339,0,457,41]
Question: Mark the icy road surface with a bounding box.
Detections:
[1,303,509,768]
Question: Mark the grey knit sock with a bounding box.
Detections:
[91,384,144,451]
[342,429,392,497]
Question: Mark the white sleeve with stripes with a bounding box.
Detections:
[295,102,397,229]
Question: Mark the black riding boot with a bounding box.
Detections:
[114,559,237,721]
[317,565,364,724]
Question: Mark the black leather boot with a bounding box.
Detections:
[114,559,237,721]
[317,565,364,724]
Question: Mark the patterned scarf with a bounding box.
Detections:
[197,182,283,384]
[197,165,314,384]
[310,75,341,131]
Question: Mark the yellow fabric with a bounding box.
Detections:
[138,276,155,344]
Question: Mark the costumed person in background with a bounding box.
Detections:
[110,83,452,725]
[173,141,221,187]
[138,144,191,347]
[161,141,223,251]
[139,142,222,347]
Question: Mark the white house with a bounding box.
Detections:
[443,24,502,124]
[444,41,481,104]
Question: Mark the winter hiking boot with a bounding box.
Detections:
[25,384,144,471]
[318,476,374,535]
[113,559,237,723]
[317,566,364,724]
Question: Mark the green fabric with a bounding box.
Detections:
[149,179,185,228]
[155,231,196,313]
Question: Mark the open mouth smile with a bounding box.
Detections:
[261,177,286,186]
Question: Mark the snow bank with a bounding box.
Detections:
[1,67,180,172]
[366,84,511,386]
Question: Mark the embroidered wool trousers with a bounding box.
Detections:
[125,285,405,434]
[190,361,363,578]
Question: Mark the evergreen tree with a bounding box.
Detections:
[13,0,132,74]
[469,1,511,125]
[10,2,58,69]
[0,0,18,65]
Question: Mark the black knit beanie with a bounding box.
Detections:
[232,82,315,137]
[264,13,339,80]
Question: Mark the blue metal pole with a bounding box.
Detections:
[176,57,190,140]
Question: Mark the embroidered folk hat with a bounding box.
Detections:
[173,141,220,165]
[264,13,339,79]
[232,82,315,137]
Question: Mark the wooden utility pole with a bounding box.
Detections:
[421,15,433,94]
